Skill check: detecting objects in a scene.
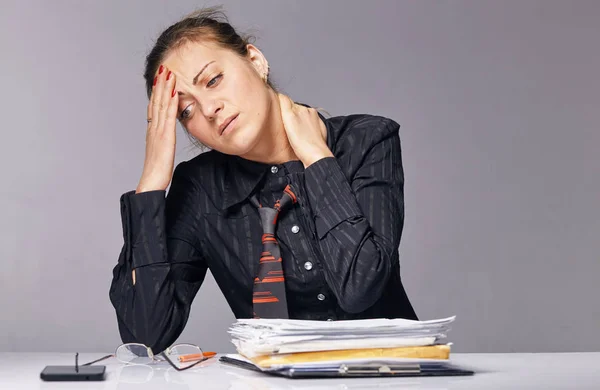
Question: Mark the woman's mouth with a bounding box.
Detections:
[220,114,239,136]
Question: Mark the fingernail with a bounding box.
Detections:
[167,71,172,80]
[159,65,164,74]
[171,87,176,97]
[153,76,157,86]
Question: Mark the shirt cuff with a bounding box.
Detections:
[120,189,168,268]
[304,157,363,239]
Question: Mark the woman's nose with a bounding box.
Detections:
[202,100,223,121]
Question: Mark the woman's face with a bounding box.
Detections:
[162,40,272,155]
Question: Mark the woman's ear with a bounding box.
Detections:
[246,44,269,77]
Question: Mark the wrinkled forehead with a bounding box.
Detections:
[162,41,232,84]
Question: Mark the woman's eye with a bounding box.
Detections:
[207,73,223,87]
[179,105,191,120]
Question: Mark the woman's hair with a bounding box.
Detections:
[143,6,277,150]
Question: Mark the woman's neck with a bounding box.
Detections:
[239,92,298,165]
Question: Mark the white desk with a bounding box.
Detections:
[0,352,598,389]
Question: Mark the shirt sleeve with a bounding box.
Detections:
[303,118,404,313]
[109,161,208,354]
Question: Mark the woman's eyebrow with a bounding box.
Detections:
[192,60,216,85]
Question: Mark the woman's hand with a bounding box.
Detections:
[278,93,333,168]
[136,65,179,193]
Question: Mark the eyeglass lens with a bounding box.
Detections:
[116,343,204,369]
[116,344,153,365]
[167,344,204,369]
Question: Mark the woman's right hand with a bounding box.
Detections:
[136,65,179,193]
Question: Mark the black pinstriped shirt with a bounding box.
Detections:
[109,111,418,354]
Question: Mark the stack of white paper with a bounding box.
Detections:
[229,316,455,358]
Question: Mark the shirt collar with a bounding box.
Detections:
[221,155,269,210]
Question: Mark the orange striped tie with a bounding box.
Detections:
[250,184,297,319]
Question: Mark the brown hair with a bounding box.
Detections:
[143,5,277,150]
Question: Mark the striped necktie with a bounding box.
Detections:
[249,184,297,319]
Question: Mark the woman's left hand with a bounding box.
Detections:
[278,93,334,168]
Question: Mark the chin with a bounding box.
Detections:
[217,125,261,156]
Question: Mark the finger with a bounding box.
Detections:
[307,106,319,117]
[156,68,176,135]
[165,78,179,133]
[278,93,295,112]
[151,64,167,131]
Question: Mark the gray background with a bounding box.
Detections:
[1,0,598,354]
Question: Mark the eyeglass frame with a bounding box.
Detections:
[81,342,213,371]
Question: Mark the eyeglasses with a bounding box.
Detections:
[82,342,216,371]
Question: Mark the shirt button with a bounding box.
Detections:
[303,261,313,271]
[317,293,326,301]
[291,225,300,234]
[271,166,279,174]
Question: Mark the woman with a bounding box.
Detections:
[109,7,417,355]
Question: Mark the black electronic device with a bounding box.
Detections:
[40,353,106,381]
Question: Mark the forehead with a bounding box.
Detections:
[163,41,233,77]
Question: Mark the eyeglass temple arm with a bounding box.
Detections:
[81,354,114,366]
